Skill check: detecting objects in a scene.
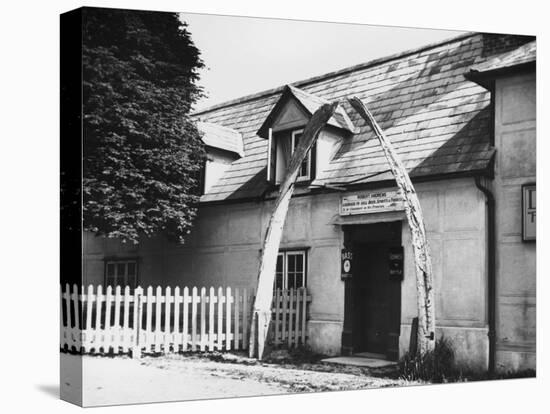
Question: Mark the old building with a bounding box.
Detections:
[83,32,536,372]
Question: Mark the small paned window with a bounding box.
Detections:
[105,260,138,288]
[275,250,307,290]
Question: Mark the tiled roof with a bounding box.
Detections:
[194,33,533,203]
[197,121,244,157]
[469,40,536,74]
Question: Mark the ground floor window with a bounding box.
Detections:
[105,259,138,288]
[275,250,307,290]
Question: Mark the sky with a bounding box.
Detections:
[180,12,465,111]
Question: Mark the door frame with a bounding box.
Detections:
[341,222,403,359]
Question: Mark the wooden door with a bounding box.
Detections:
[353,243,401,359]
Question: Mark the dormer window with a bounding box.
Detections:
[196,121,244,194]
[257,85,357,186]
[291,129,310,181]
[271,128,316,185]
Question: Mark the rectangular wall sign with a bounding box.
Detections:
[522,183,536,241]
[340,190,404,216]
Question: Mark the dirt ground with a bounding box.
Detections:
[61,351,416,407]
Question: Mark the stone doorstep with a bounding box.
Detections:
[321,355,397,368]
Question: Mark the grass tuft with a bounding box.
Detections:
[399,337,457,383]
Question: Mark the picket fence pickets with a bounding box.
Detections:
[60,284,311,356]
[272,288,309,347]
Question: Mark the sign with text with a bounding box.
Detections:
[522,184,536,241]
[340,190,404,216]
[388,246,404,280]
[341,249,353,280]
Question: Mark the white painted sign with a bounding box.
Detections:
[522,184,536,241]
[340,190,404,216]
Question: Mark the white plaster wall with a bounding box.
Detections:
[396,179,489,370]
[493,72,536,372]
[83,177,489,366]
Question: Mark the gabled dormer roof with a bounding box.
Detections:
[256,85,357,138]
[197,121,244,157]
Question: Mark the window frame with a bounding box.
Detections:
[275,249,307,290]
[290,129,311,182]
[104,259,139,288]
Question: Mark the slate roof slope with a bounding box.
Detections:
[194,33,532,203]
[469,40,536,74]
[197,121,244,157]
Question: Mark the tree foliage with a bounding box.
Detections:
[82,8,206,244]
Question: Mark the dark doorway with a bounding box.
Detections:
[353,243,401,358]
[342,221,402,360]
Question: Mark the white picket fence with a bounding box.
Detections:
[60,284,311,356]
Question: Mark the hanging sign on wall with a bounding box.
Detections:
[388,246,404,280]
[341,249,353,280]
[522,183,536,241]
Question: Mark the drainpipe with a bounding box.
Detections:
[475,176,496,375]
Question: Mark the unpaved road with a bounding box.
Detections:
[61,352,413,407]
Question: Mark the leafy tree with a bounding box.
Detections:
[82,8,206,244]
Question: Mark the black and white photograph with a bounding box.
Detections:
[58,5,539,407]
[3,1,546,412]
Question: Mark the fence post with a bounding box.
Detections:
[217,287,223,350]
[174,287,181,353]
[113,286,121,354]
[122,286,131,353]
[84,285,93,353]
[182,287,189,351]
[145,286,153,353]
[105,286,113,353]
[191,287,198,351]
[200,287,206,351]
[242,289,248,350]
[60,285,65,350]
[287,288,294,349]
[226,287,232,351]
[64,283,72,349]
[301,287,307,345]
[72,284,81,352]
[208,287,215,350]
[234,288,240,350]
[95,285,103,352]
[132,288,143,359]
[164,286,171,354]
[294,288,300,347]
[154,286,162,353]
